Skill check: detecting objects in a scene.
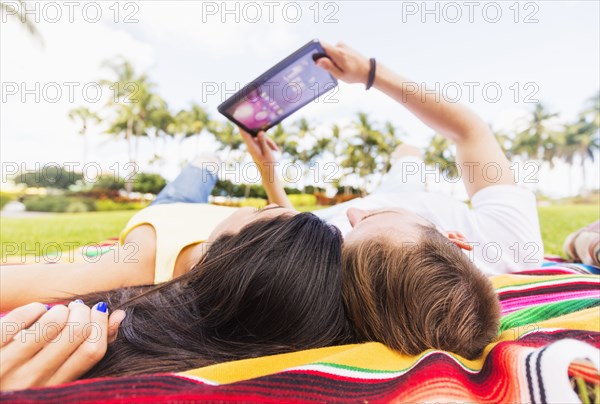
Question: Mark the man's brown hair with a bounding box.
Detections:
[342,226,501,360]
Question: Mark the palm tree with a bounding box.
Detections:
[295,118,312,139]
[581,91,600,130]
[492,128,515,160]
[209,121,243,161]
[1,1,43,44]
[102,59,156,192]
[68,107,100,164]
[424,134,459,188]
[558,117,599,194]
[290,119,323,191]
[340,113,390,194]
[146,98,174,169]
[324,124,344,192]
[552,94,599,195]
[180,103,211,154]
[512,103,559,164]
[381,121,403,171]
[271,124,299,162]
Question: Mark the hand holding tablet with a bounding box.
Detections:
[218,40,337,136]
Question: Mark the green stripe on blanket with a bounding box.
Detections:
[499,298,600,333]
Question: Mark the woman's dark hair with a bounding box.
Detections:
[78,212,353,378]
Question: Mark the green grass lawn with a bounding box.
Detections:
[1,204,598,260]
[537,204,599,256]
[1,211,136,260]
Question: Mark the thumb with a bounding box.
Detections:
[266,136,279,152]
[107,309,126,344]
[257,132,270,152]
[316,57,343,78]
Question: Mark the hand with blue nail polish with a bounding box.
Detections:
[95,301,107,313]
[0,301,126,391]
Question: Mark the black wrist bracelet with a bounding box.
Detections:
[366,58,376,90]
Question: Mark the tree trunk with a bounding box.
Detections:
[125,117,134,194]
[178,134,184,168]
[159,135,167,170]
[153,130,159,155]
[568,163,573,196]
[126,118,134,163]
[82,130,88,166]
[580,155,587,196]
[134,134,140,165]
[150,130,159,170]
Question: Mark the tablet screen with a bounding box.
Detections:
[218,41,337,134]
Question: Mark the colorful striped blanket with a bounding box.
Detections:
[2,246,599,403]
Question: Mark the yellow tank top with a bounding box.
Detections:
[119,203,239,284]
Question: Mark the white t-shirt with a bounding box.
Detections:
[313,185,544,275]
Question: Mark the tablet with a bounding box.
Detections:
[217,39,337,135]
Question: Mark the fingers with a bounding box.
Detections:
[107,309,126,344]
[318,41,369,85]
[257,132,278,159]
[239,128,253,143]
[318,41,343,63]
[30,301,94,381]
[266,137,278,152]
[0,301,115,391]
[257,131,269,151]
[239,127,251,138]
[48,302,111,385]
[240,128,260,155]
[315,57,344,77]
[241,128,262,142]
[0,304,69,379]
[0,302,48,348]
[9,300,92,388]
[320,41,344,61]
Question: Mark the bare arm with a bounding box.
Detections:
[0,227,156,312]
[241,130,294,209]
[317,42,514,198]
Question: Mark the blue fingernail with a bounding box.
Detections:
[96,302,107,313]
[44,304,51,310]
[74,299,84,304]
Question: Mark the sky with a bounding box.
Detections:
[1,0,599,198]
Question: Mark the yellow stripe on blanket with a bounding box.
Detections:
[181,274,600,385]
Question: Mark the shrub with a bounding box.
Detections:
[66,201,90,213]
[92,175,126,191]
[336,185,361,195]
[288,194,317,207]
[212,180,267,198]
[303,185,325,194]
[284,187,302,195]
[23,195,94,212]
[15,167,83,189]
[0,193,15,210]
[95,199,145,211]
[133,173,167,194]
[238,198,268,208]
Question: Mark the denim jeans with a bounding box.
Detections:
[151,155,425,207]
[150,164,218,206]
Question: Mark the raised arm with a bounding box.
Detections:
[316,42,515,198]
[240,129,294,209]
